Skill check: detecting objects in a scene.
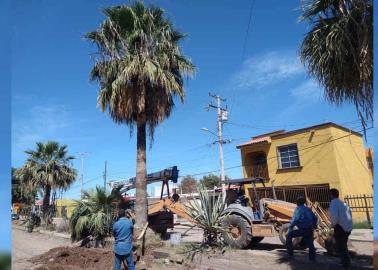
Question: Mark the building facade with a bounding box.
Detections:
[237,122,373,221]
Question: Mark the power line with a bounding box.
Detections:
[105,146,214,179]
[226,119,362,131]
[69,175,103,190]
[241,0,256,61]
[181,126,373,179]
[103,142,215,178]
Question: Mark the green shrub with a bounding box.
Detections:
[0,253,11,270]
[353,221,372,229]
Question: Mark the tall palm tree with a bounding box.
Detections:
[85,2,195,227]
[299,0,373,131]
[16,141,77,222]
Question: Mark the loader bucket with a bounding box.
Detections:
[315,230,337,255]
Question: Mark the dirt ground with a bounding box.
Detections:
[13,225,373,270]
[12,227,70,270]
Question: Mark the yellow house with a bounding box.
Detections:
[55,198,77,219]
[237,122,373,221]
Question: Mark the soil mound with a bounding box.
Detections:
[31,246,114,270]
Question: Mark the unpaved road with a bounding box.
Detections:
[13,225,373,270]
[12,227,70,270]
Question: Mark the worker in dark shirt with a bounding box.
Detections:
[113,208,135,270]
[286,196,317,262]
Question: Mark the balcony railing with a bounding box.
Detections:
[248,164,269,179]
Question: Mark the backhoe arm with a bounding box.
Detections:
[148,198,196,224]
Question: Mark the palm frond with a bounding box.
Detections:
[16,141,77,219]
[300,0,373,132]
[85,1,195,140]
[69,186,124,242]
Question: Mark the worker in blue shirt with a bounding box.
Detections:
[286,196,317,261]
[112,208,135,270]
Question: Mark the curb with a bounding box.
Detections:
[13,224,115,244]
[13,224,71,240]
[349,238,373,243]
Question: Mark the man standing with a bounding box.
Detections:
[113,208,135,270]
[286,196,317,262]
[329,188,353,269]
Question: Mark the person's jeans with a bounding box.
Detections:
[334,224,351,268]
[114,253,135,270]
[286,228,316,261]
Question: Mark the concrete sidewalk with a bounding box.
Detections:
[350,229,373,242]
[13,224,70,239]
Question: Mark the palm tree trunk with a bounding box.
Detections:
[42,184,51,223]
[135,114,148,229]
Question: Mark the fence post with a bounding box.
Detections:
[304,186,308,200]
[363,194,372,227]
[272,180,277,200]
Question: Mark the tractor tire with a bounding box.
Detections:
[279,223,302,248]
[250,237,264,245]
[154,227,167,236]
[222,214,252,249]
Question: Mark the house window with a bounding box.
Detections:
[277,144,300,169]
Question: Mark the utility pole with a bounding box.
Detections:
[103,160,107,191]
[206,93,229,201]
[77,152,89,200]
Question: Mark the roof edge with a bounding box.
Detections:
[270,122,362,139]
[236,122,363,149]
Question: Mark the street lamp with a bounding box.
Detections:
[201,127,217,137]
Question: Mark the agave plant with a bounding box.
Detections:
[185,185,227,245]
[70,186,123,242]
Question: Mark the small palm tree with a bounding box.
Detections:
[185,185,227,246]
[85,2,195,228]
[299,0,373,130]
[16,141,77,222]
[70,186,123,243]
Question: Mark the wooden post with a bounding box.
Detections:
[363,194,372,227]
[272,180,277,200]
[283,189,286,201]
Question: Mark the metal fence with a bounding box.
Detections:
[344,194,373,226]
[248,184,331,209]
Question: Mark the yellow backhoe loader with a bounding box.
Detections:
[110,168,335,253]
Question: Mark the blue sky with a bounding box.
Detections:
[11,0,374,207]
